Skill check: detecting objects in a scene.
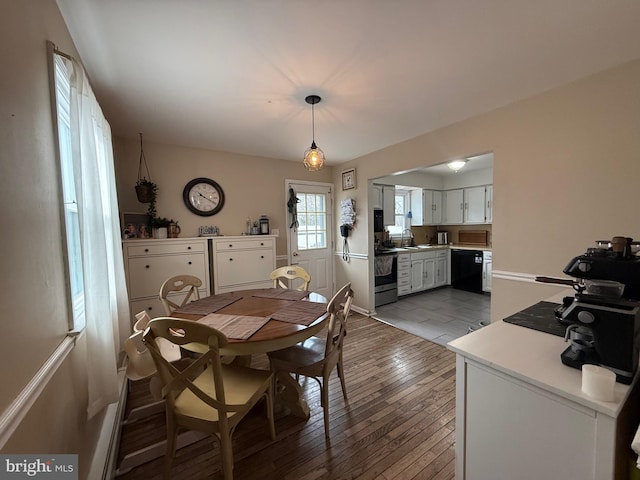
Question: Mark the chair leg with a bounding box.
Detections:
[164,414,178,480]
[219,431,234,480]
[337,360,348,401]
[321,376,330,439]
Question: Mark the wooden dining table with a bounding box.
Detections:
[170,287,329,419]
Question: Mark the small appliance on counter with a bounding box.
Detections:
[437,231,449,245]
[551,236,640,384]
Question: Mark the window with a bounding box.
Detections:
[387,190,410,236]
[296,193,327,250]
[53,54,85,331]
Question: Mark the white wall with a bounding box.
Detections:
[332,58,640,318]
[1,1,105,476]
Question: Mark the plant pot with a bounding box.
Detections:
[153,227,168,239]
[135,184,155,203]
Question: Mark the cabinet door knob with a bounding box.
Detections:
[147,307,152,311]
[188,246,191,250]
[260,255,264,259]
[229,258,233,261]
[228,244,233,248]
[260,242,264,246]
[188,261,192,265]
[145,265,150,269]
[145,248,149,252]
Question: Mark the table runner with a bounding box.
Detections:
[270,300,327,326]
[198,313,270,340]
[251,288,310,301]
[171,294,241,315]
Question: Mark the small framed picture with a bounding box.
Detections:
[342,168,356,190]
[122,212,151,239]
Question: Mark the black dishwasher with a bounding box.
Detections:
[451,249,484,294]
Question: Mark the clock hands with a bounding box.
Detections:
[196,192,214,204]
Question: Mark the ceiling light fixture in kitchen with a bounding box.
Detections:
[303,94,325,171]
[447,159,467,172]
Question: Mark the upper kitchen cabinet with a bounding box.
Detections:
[464,186,486,224]
[372,184,395,225]
[443,186,492,225]
[485,185,493,223]
[443,189,464,224]
[410,189,442,226]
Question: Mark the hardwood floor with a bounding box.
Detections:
[116,314,456,480]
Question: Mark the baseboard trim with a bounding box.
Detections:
[88,367,129,480]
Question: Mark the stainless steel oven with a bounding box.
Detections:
[375,252,398,307]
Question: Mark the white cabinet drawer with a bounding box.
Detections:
[398,277,411,287]
[215,250,274,287]
[215,238,273,251]
[128,253,207,299]
[436,250,448,258]
[411,251,436,261]
[398,285,411,296]
[127,240,205,257]
[398,270,411,280]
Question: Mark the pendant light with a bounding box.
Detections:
[303,94,325,171]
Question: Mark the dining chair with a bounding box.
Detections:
[267,282,353,438]
[159,274,202,315]
[270,265,311,291]
[143,317,276,480]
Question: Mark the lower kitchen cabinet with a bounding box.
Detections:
[397,253,411,296]
[123,238,210,320]
[482,251,492,292]
[409,249,449,294]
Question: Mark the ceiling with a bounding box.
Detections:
[57,1,640,166]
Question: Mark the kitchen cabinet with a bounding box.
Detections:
[410,189,442,226]
[463,186,486,224]
[485,185,493,224]
[448,314,639,480]
[410,250,438,293]
[482,251,492,292]
[123,238,210,319]
[397,253,411,296]
[210,235,276,294]
[443,189,464,224]
[435,250,448,287]
[372,184,395,225]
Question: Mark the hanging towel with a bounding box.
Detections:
[375,255,394,276]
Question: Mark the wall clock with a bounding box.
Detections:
[182,177,225,216]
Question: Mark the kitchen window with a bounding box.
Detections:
[387,190,410,236]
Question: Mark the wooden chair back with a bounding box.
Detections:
[270,265,311,291]
[159,274,202,315]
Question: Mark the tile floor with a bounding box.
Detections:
[372,286,491,346]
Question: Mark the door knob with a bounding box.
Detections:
[293,252,299,257]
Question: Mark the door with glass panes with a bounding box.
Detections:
[286,181,334,300]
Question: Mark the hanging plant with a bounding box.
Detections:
[135,133,157,204]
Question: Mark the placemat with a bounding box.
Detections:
[198,313,270,340]
[270,301,327,325]
[251,288,310,301]
[171,294,241,315]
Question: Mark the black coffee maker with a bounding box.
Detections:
[555,236,640,384]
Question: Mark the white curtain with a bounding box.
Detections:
[66,58,131,418]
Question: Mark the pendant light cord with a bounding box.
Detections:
[137,133,151,182]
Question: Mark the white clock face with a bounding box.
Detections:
[189,183,220,212]
[183,178,225,216]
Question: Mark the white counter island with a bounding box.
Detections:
[448,298,640,480]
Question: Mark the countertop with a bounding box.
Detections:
[447,290,634,417]
[374,243,491,255]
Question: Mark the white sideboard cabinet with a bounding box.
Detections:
[210,235,276,294]
[123,238,210,320]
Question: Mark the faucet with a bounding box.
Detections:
[401,229,415,247]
